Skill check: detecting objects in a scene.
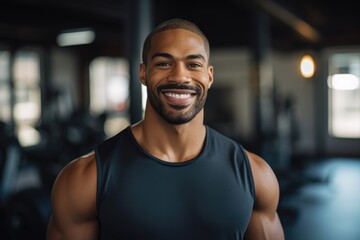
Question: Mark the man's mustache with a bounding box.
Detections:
[157,83,201,95]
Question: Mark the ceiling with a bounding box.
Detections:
[154,0,360,51]
[0,0,359,53]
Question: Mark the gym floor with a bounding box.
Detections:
[278,157,360,240]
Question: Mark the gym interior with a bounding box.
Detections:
[0,1,359,239]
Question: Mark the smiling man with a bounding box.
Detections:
[46,18,284,240]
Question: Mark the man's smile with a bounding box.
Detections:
[161,89,196,107]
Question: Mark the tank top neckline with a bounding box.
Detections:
[126,125,209,167]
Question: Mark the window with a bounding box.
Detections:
[89,57,130,137]
[13,50,42,146]
[0,48,41,146]
[328,52,360,138]
[0,50,11,122]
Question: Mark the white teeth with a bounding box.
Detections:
[165,92,191,99]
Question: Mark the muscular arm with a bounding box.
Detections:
[46,152,99,240]
[244,151,285,240]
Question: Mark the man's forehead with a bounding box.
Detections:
[149,29,208,58]
[152,28,203,43]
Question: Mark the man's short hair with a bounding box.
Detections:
[142,18,210,64]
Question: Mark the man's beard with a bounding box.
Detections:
[147,83,207,125]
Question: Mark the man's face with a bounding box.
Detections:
[140,29,213,124]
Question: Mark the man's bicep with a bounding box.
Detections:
[47,155,98,240]
[47,173,80,240]
[47,214,98,240]
[47,213,98,240]
[244,182,284,240]
[244,210,284,240]
[246,151,285,239]
[46,216,61,240]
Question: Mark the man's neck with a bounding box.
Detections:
[131,110,206,163]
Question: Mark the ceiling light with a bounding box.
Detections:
[57,28,95,47]
[327,74,359,90]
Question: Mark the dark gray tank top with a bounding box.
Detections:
[95,126,255,240]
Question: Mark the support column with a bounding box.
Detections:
[250,11,276,160]
[127,0,153,124]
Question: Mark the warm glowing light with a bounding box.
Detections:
[327,74,359,90]
[300,55,315,78]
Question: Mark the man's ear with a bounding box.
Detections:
[208,65,214,89]
[139,63,147,86]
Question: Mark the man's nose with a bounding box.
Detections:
[167,63,191,84]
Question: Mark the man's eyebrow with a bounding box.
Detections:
[186,54,206,62]
[151,53,206,62]
[151,52,173,60]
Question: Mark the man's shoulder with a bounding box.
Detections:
[60,151,97,179]
[51,151,97,207]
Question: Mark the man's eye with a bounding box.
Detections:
[188,63,201,68]
[156,62,170,67]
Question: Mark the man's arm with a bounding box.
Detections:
[46,152,98,240]
[244,151,285,240]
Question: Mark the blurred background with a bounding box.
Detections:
[0,0,359,239]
